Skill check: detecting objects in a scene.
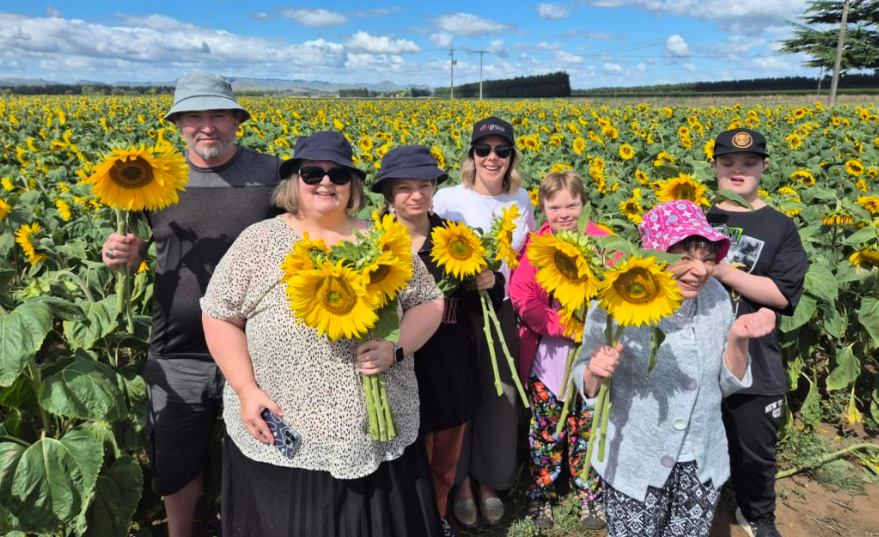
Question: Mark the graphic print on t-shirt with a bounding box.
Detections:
[710,223,765,274]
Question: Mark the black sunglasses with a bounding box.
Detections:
[298,166,353,185]
[472,144,513,159]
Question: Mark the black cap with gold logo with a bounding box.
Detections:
[713,128,768,158]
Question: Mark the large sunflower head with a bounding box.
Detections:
[849,248,879,269]
[559,307,584,343]
[81,144,188,211]
[655,174,709,206]
[285,259,379,340]
[430,221,488,280]
[362,251,412,307]
[491,205,521,269]
[598,255,683,327]
[373,211,413,264]
[15,222,47,265]
[527,231,600,311]
[280,232,331,280]
[857,196,879,215]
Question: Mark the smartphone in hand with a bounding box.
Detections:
[261,409,301,459]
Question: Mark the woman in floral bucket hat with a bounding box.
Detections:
[571,200,778,537]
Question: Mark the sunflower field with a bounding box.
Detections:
[1,94,878,534]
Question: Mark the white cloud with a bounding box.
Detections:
[666,35,690,57]
[537,41,564,50]
[344,32,420,54]
[345,53,408,72]
[434,13,507,37]
[603,62,623,73]
[351,7,402,18]
[279,8,347,27]
[682,63,697,72]
[489,39,505,56]
[45,6,62,18]
[636,62,646,72]
[251,12,271,21]
[555,50,583,64]
[585,0,808,27]
[537,3,570,20]
[430,32,453,48]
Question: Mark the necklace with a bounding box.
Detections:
[476,192,504,217]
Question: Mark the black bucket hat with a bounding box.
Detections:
[371,145,448,193]
[713,128,768,158]
[279,131,366,180]
[471,116,515,145]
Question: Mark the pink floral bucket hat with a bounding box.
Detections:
[638,200,730,263]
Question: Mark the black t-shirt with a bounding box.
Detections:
[146,147,281,360]
[707,205,807,396]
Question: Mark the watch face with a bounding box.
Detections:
[394,344,405,363]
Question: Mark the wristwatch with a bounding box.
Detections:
[393,343,405,364]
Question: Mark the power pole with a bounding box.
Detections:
[449,49,457,100]
[473,50,488,100]
[829,0,850,108]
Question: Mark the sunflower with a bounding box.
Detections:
[82,144,188,211]
[1,178,13,191]
[619,143,635,160]
[15,222,47,265]
[655,174,709,206]
[529,188,539,207]
[373,211,413,264]
[559,307,584,343]
[598,256,682,328]
[653,151,674,167]
[846,159,865,177]
[527,232,600,311]
[620,199,643,225]
[572,137,587,155]
[857,196,879,215]
[867,168,878,180]
[786,133,802,150]
[430,146,446,169]
[363,251,413,307]
[0,197,10,220]
[822,211,854,226]
[359,136,374,152]
[494,205,521,269]
[55,199,72,221]
[849,248,879,269]
[286,259,379,340]
[634,169,650,184]
[856,180,869,192]
[430,221,488,279]
[790,170,816,187]
[280,232,330,277]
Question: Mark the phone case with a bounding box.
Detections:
[261,409,301,459]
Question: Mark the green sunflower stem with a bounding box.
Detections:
[581,377,611,480]
[482,290,529,408]
[115,208,134,333]
[378,375,397,439]
[371,375,387,442]
[479,291,504,397]
[362,374,380,441]
[555,344,581,436]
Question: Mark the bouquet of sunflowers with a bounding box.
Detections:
[280,212,413,442]
[527,209,684,465]
[430,206,529,407]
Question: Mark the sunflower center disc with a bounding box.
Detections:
[614,267,660,304]
[110,157,155,189]
[676,184,696,202]
[369,264,391,284]
[318,275,357,315]
[449,238,473,260]
[554,251,581,281]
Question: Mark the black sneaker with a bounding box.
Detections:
[440,517,456,537]
[527,500,554,530]
[736,507,782,537]
[581,501,607,530]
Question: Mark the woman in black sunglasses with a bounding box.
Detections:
[432,117,536,528]
[202,131,447,537]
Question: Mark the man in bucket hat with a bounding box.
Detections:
[101,72,281,537]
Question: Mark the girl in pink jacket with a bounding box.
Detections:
[510,171,609,531]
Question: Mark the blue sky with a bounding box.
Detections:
[0,0,820,89]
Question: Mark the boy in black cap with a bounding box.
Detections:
[706,128,807,537]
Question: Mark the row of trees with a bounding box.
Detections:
[578,73,879,96]
[435,72,571,99]
[0,85,173,96]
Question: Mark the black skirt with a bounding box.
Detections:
[222,435,443,537]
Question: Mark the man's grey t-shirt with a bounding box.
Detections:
[146,146,281,360]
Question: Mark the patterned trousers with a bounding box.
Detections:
[604,461,719,537]
[526,376,601,503]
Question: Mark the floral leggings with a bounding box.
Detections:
[526,376,601,503]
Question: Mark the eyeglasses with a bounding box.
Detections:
[472,144,513,159]
[298,166,353,185]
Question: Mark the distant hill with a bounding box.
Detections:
[0,76,432,96]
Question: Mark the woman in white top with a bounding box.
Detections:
[432,116,536,527]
